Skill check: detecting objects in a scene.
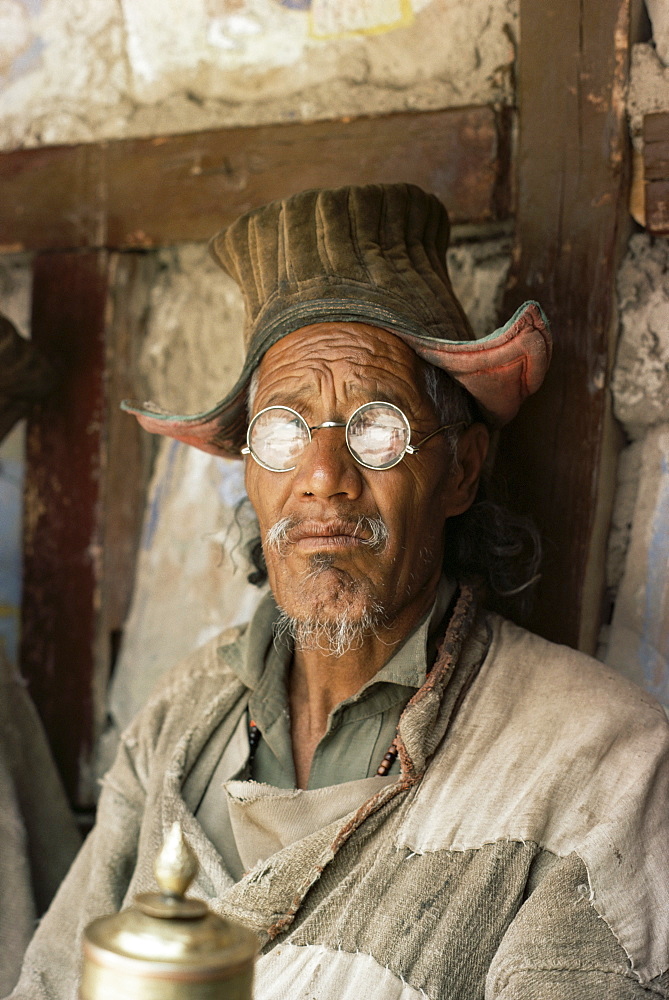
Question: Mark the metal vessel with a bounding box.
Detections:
[80,823,258,1000]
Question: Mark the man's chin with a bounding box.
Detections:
[273,598,386,656]
[273,558,385,623]
[278,592,379,625]
[271,550,365,602]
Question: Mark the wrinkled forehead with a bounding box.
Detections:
[250,321,431,417]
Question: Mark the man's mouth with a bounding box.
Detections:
[290,520,372,550]
[264,514,389,556]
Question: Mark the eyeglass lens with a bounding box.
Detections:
[247,402,412,472]
[248,407,310,471]
[348,403,410,469]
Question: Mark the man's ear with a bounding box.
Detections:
[449,422,489,514]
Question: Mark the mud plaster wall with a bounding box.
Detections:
[602,1,669,705]
[0,0,517,150]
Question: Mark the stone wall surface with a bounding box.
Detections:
[646,0,669,68]
[605,427,669,705]
[600,5,669,709]
[138,244,246,415]
[612,234,669,437]
[627,43,669,149]
[0,0,517,151]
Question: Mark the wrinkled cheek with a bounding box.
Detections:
[245,465,286,524]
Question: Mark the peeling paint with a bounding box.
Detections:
[309,0,414,39]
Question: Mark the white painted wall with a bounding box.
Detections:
[604,234,669,705]
[599,17,669,705]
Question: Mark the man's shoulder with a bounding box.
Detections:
[115,622,251,752]
[472,616,669,982]
[146,622,251,702]
[484,613,667,735]
[399,613,669,983]
[404,612,669,857]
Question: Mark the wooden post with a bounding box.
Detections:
[22,251,109,805]
[21,251,154,805]
[497,0,633,651]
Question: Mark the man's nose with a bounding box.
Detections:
[291,429,363,499]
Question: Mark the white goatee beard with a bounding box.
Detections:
[273,601,386,657]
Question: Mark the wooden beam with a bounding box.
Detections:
[0,107,510,253]
[497,0,632,652]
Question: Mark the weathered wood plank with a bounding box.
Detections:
[0,107,509,252]
[20,250,157,805]
[646,180,669,233]
[497,0,632,652]
[644,113,669,234]
[21,251,110,806]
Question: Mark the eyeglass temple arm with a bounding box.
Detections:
[406,421,468,454]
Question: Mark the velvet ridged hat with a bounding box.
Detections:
[122,184,551,457]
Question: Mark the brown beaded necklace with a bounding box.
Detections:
[247,719,399,778]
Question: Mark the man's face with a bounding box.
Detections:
[244,322,475,634]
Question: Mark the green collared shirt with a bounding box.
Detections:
[237,579,456,789]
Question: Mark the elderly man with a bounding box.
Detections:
[8,185,669,1000]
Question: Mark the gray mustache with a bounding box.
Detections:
[265,515,389,554]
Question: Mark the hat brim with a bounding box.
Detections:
[121,300,551,459]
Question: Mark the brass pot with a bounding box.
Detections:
[81,824,257,1000]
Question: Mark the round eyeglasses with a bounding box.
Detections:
[241,400,465,472]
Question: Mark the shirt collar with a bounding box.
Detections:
[230,577,456,696]
[362,576,456,691]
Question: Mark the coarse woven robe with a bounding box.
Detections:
[7,594,669,1000]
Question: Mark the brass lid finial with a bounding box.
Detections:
[154,822,198,897]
